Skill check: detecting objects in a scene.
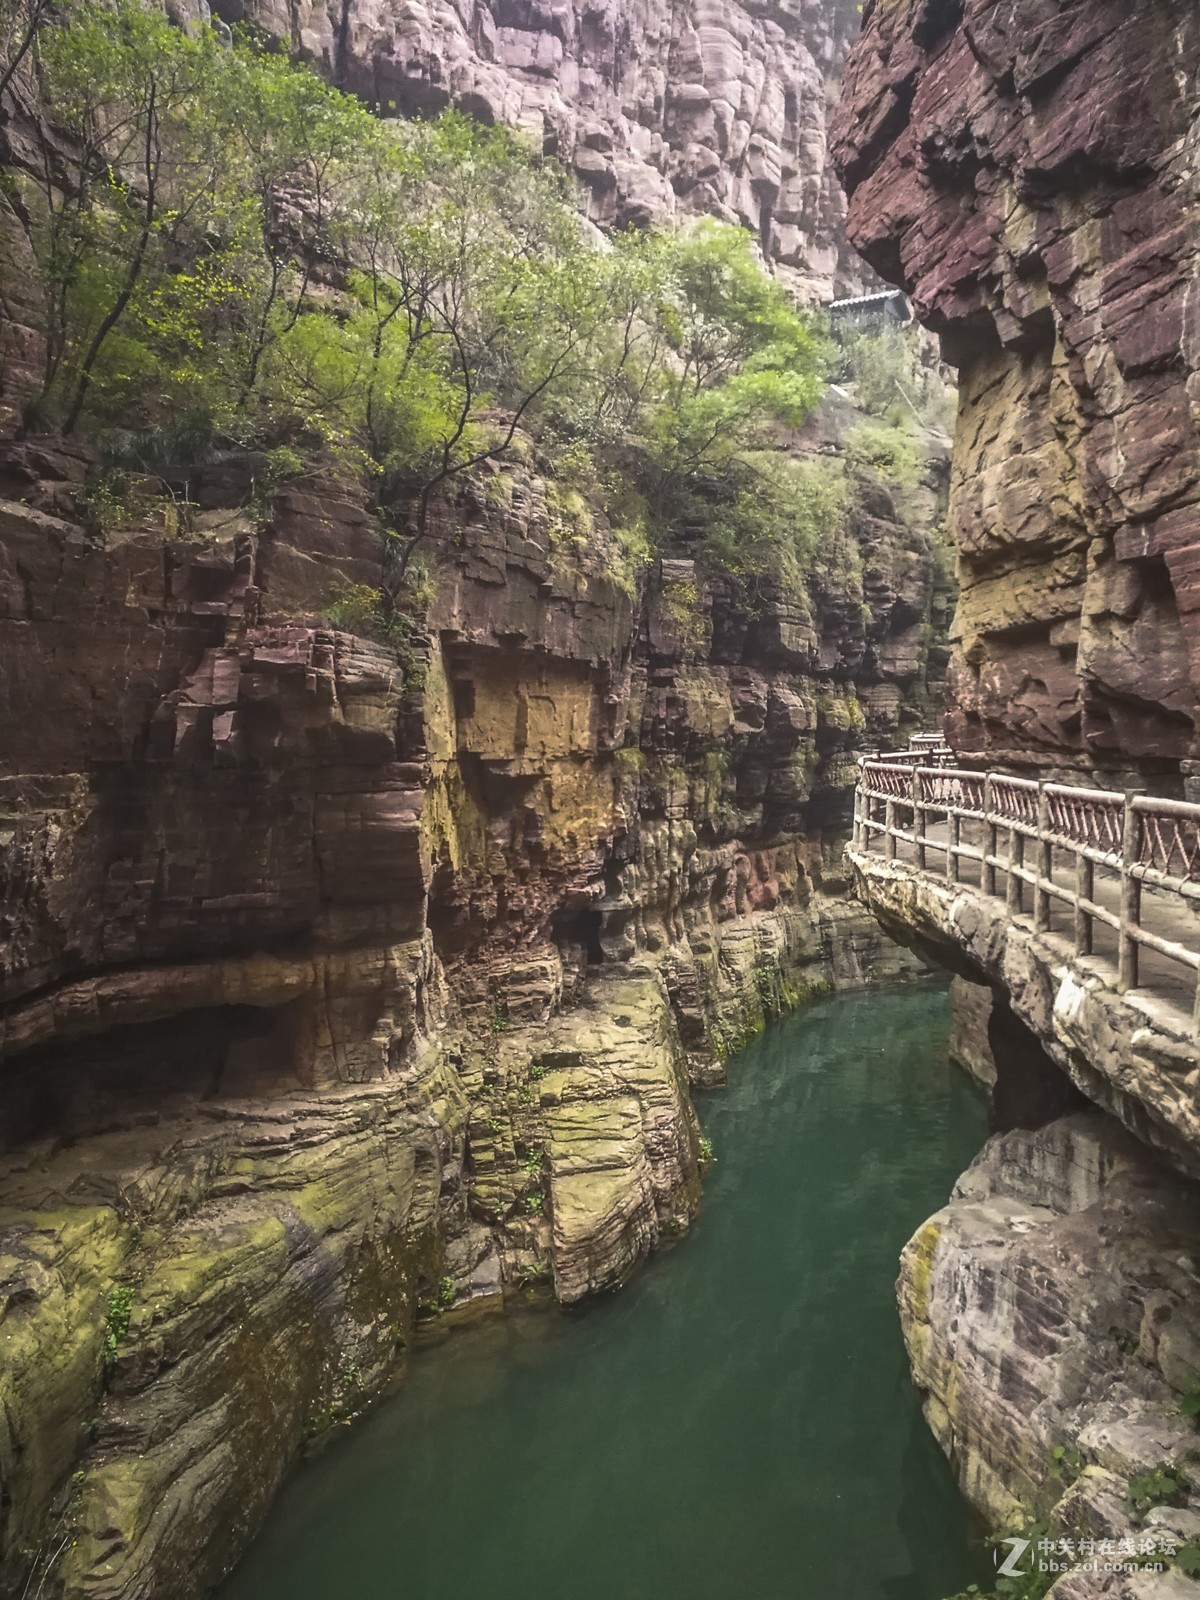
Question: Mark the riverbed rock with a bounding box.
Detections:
[900,1112,1200,1596]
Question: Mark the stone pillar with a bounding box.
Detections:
[947,975,997,1091]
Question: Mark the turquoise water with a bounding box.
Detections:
[219,986,990,1600]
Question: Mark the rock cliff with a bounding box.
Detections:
[835,3,1200,1585]
[0,405,945,1597]
[231,0,869,300]
[0,0,973,1589]
[832,0,1200,778]
[901,1114,1200,1562]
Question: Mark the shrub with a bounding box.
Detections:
[104,1285,133,1366]
[844,420,923,487]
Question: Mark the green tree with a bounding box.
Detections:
[259,115,621,581]
[222,41,380,408]
[23,3,252,432]
[4,0,834,617]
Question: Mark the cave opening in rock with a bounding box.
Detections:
[556,905,605,965]
[1,1002,303,1151]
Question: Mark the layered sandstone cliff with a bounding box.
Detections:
[832,0,1200,778]
[0,400,946,1598]
[835,3,1200,1587]
[230,0,868,300]
[0,2,971,1590]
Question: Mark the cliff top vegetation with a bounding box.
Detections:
[0,0,920,616]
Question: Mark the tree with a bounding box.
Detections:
[24,4,249,433]
[222,44,380,407]
[258,115,620,582]
[0,0,49,107]
[4,0,834,614]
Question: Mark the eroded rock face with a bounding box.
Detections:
[833,7,1200,1580]
[0,419,941,1599]
[831,0,1200,775]
[901,1112,1200,1597]
[228,0,868,300]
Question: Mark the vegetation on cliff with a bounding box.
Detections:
[0,0,852,608]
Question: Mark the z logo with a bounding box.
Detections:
[995,1537,1032,1577]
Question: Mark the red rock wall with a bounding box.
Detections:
[832,0,1200,777]
[231,0,870,301]
[0,421,943,1598]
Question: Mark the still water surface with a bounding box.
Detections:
[220,986,990,1600]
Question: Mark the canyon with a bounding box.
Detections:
[8,0,1200,1595]
[0,3,956,1595]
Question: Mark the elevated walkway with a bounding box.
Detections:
[848,747,1200,1178]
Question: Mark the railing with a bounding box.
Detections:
[853,755,1200,1032]
[868,736,956,767]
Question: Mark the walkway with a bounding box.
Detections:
[853,746,1200,1031]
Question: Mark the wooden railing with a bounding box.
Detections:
[853,755,1200,1031]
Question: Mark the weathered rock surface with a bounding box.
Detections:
[948,974,997,1091]
[0,411,943,1600]
[901,1112,1200,1596]
[834,9,1200,1583]
[831,0,1200,776]
[227,0,870,301]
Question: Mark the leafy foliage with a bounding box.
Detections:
[1048,1443,1082,1486]
[4,0,833,606]
[941,1518,1056,1600]
[1178,1381,1200,1424]
[1126,1462,1189,1520]
[104,1284,133,1366]
[843,419,923,488]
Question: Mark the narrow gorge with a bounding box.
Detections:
[1,0,1198,1597]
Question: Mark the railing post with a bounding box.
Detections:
[912,766,925,871]
[852,777,862,849]
[884,796,896,860]
[1034,783,1051,932]
[946,797,959,885]
[1006,809,1023,916]
[983,775,997,897]
[1074,848,1093,957]
[1118,794,1140,992]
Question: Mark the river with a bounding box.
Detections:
[219,985,990,1600]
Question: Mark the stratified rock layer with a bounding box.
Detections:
[834,10,1200,1587]
[901,1113,1200,1597]
[0,418,940,1600]
[831,0,1200,776]
[228,0,868,300]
